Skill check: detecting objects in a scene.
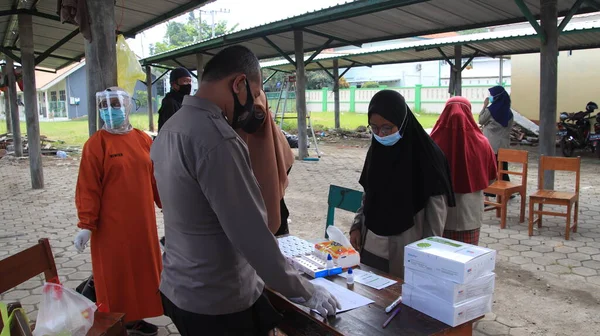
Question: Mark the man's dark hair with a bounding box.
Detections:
[201,45,261,83]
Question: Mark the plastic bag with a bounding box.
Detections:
[33,283,97,336]
[116,34,146,97]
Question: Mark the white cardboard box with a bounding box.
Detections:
[404,237,496,284]
[402,284,492,327]
[404,267,495,304]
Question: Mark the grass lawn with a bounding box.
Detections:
[0,111,445,147]
[280,111,441,132]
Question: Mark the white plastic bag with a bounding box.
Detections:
[33,283,97,336]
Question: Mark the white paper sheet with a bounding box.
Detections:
[309,278,374,313]
[338,269,397,290]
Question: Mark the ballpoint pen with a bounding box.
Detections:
[385,295,402,313]
[383,305,401,328]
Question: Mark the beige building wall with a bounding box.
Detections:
[511,49,600,122]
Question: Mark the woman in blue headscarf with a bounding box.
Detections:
[479,85,514,184]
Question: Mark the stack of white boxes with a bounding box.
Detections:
[402,237,496,327]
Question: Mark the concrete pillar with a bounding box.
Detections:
[146,65,154,132]
[539,0,558,189]
[294,30,308,159]
[84,0,117,136]
[5,58,21,156]
[2,66,11,133]
[333,58,340,129]
[454,45,462,96]
[19,13,44,189]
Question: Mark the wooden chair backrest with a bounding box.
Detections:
[0,238,59,294]
[497,148,529,182]
[538,155,581,193]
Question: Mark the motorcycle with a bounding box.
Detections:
[556,101,600,157]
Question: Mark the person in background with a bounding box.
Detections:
[151,45,339,336]
[349,90,455,278]
[73,87,163,336]
[157,67,192,132]
[157,67,192,247]
[236,89,295,236]
[479,85,514,190]
[430,97,497,245]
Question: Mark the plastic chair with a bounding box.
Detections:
[324,185,363,238]
[528,155,581,240]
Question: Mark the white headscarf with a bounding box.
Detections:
[96,86,133,135]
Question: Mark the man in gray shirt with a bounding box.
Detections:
[151,45,339,335]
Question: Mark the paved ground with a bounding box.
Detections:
[1,141,600,336]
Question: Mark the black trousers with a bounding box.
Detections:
[161,292,282,336]
[498,154,510,182]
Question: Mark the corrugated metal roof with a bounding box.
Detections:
[261,20,600,72]
[141,0,600,70]
[0,0,215,70]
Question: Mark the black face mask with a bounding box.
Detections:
[231,80,264,133]
[178,84,192,96]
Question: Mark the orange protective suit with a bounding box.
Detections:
[75,128,163,322]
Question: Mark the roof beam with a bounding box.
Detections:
[339,63,354,78]
[514,0,546,43]
[57,52,84,70]
[122,0,213,38]
[152,70,169,85]
[464,44,493,58]
[305,38,334,66]
[35,29,80,65]
[558,0,585,33]
[302,28,362,48]
[436,47,454,67]
[0,46,21,63]
[341,57,370,68]
[461,51,479,71]
[263,37,295,66]
[262,69,279,84]
[316,62,334,79]
[586,0,600,10]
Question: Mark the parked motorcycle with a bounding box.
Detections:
[556,101,600,157]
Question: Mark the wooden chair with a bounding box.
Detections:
[528,155,581,240]
[0,238,60,294]
[484,148,529,229]
[324,185,363,238]
[0,238,127,336]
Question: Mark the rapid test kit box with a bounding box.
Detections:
[404,237,496,284]
[403,267,495,304]
[402,283,493,327]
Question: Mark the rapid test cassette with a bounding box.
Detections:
[278,236,343,278]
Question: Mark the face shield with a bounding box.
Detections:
[96,87,132,133]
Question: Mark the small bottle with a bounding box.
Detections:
[326,254,334,269]
[347,268,354,290]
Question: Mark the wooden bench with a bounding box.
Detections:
[0,238,126,336]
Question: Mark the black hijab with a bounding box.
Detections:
[359,90,455,236]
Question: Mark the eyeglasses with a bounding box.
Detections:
[368,124,395,136]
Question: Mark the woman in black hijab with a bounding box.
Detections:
[349,90,455,277]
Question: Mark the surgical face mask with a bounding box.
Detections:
[374,131,401,146]
[178,84,192,96]
[231,79,264,133]
[99,107,126,129]
[488,96,494,104]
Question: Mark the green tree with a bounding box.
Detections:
[361,81,379,88]
[339,77,350,88]
[150,13,238,55]
[135,90,148,107]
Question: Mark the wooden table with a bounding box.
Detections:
[266,264,479,336]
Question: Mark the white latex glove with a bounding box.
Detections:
[74,229,92,253]
[300,284,341,317]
